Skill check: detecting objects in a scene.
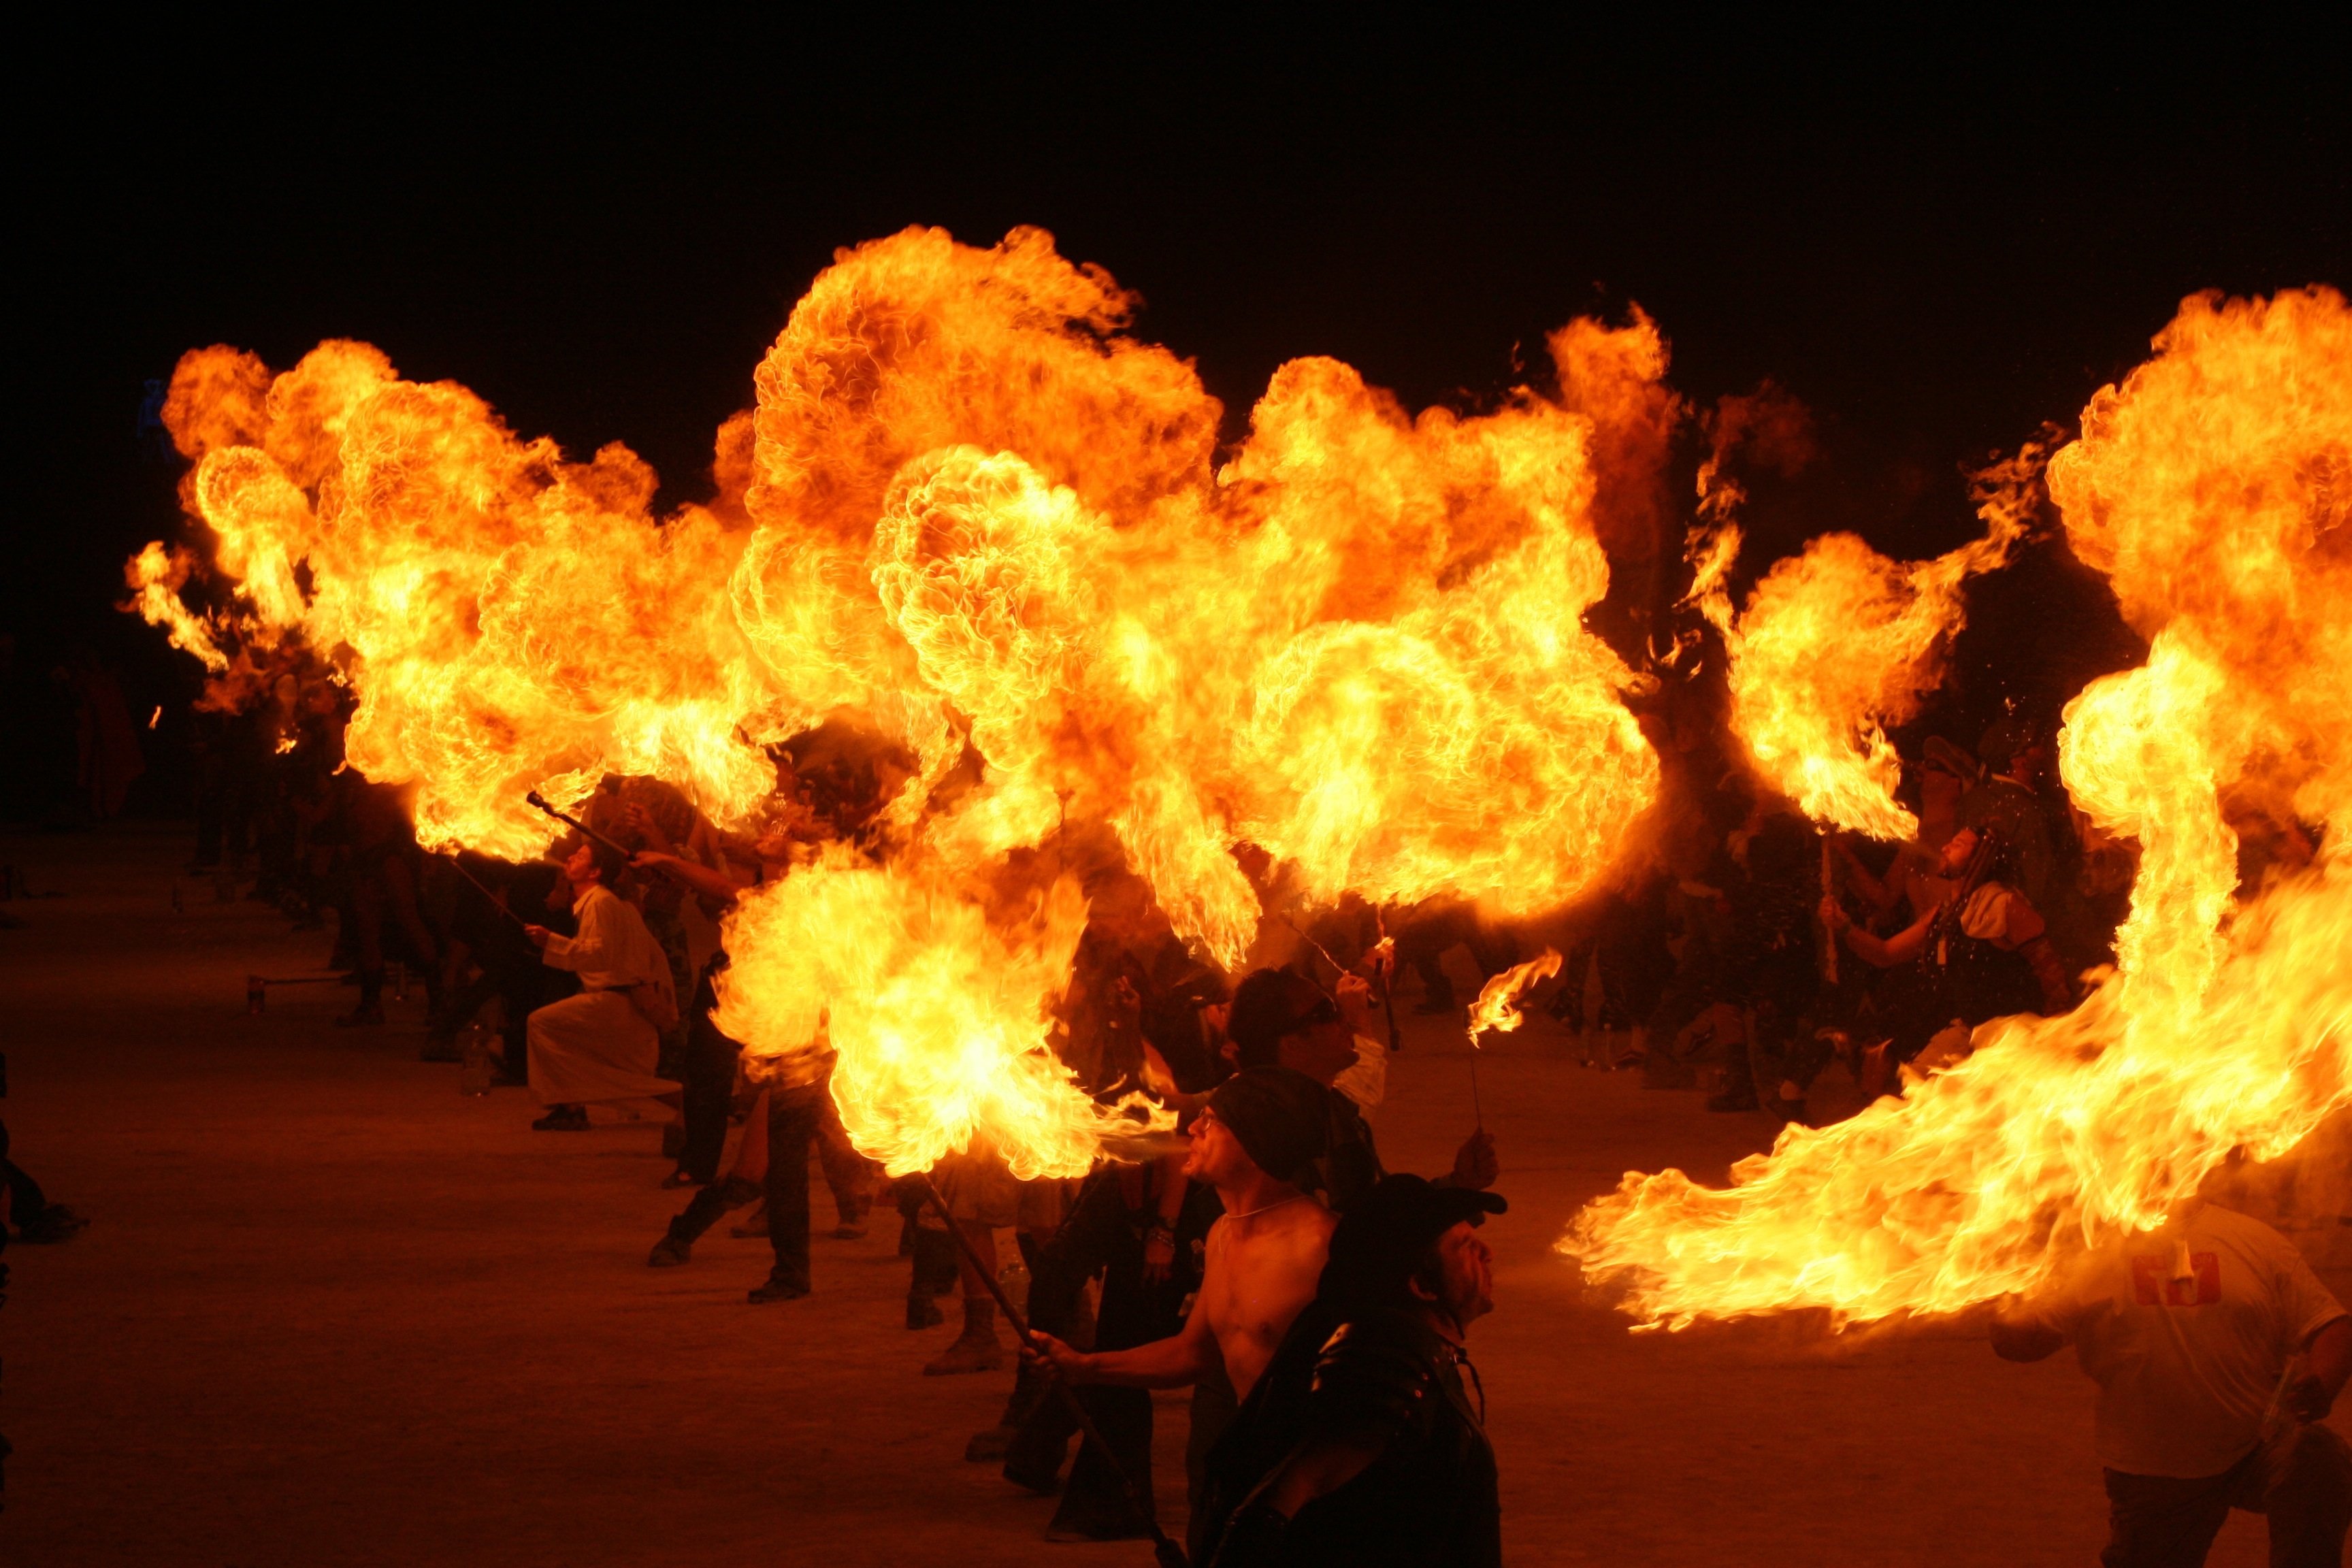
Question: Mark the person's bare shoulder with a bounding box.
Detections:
[1268,1198,1338,1259]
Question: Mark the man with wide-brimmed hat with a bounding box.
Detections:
[1199,1172,1507,1567]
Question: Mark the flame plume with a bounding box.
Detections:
[1688,451,2040,840]
[129,225,1661,1177]
[1564,288,2352,1328]
[1468,949,1565,1048]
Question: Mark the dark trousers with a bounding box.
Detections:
[2102,1424,2352,1568]
[679,970,742,1185]
[665,1175,762,1245]
[444,959,572,1079]
[3,1117,48,1228]
[1396,903,1519,1009]
[762,1082,869,1291]
[1007,1169,1190,1530]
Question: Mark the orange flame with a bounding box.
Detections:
[1564,288,2352,1328]
[1689,453,2041,839]
[1467,949,1564,1048]
[125,542,227,672]
[132,225,1662,1172]
[710,847,1166,1179]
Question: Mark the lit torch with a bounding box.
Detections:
[1464,949,1563,1130]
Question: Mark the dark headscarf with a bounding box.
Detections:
[1205,1066,1330,1181]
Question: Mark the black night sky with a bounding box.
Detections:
[9,17,2349,810]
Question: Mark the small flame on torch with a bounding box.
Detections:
[1467,948,1564,1049]
[1460,947,1561,1132]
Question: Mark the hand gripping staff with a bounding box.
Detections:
[919,1173,1190,1567]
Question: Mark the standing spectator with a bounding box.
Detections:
[1962,717,2057,907]
[1991,1200,2351,1567]
[56,644,145,820]
[1707,811,1823,1121]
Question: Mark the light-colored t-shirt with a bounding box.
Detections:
[1955,882,2044,950]
[2042,1204,2347,1477]
[1332,1032,1387,1122]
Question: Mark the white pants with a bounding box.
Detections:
[526,990,678,1107]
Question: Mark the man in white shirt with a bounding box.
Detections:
[521,840,681,1132]
[1991,1199,2352,1567]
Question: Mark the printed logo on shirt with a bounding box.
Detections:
[2129,1252,2221,1306]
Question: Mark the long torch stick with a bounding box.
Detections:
[1820,836,1840,985]
[1466,1044,1485,1131]
[523,789,637,860]
[1465,949,1563,1136]
[440,853,529,932]
[1372,910,1402,1056]
[919,1174,1188,1568]
[1273,912,1346,977]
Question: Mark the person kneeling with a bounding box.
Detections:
[521,840,680,1132]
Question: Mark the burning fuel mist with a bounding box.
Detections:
[127,225,1662,1179]
[1565,289,2352,1329]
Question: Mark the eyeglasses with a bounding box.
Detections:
[1281,995,1341,1036]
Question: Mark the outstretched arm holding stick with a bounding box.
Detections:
[920,1172,1192,1568]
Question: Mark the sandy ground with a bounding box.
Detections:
[3,824,2346,1566]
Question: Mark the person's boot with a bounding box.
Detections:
[16,1203,88,1242]
[649,1175,759,1266]
[336,969,386,1028]
[968,1356,1055,1464]
[924,1298,1004,1375]
[831,1191,868,1241]
[729,1200,770,1239]
[904,1223,958,1328]
[648,1226,693,1267]
[747,1267,810,1304]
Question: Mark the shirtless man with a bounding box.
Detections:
[1027,1066,1336,1407]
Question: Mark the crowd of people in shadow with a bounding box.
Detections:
[76,652,2347,1565]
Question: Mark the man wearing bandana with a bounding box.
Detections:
[1024,1067,1336,1544]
